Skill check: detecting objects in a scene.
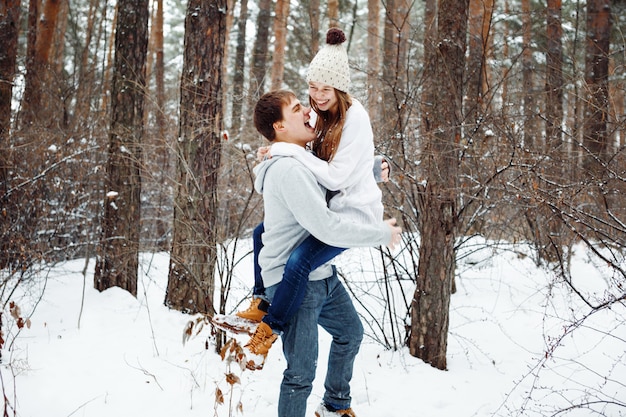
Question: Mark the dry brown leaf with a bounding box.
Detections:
[182,321,194,345]
[215,387,224,404]
[9,302,20,320]
[225,372,240,386]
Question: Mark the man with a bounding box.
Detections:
[249,90,402,417]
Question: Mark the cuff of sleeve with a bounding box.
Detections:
[373,155,383,183]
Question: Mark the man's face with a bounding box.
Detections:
[308,81,338,113]
[278,97,317,145]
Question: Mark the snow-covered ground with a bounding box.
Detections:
[3,239,625,416]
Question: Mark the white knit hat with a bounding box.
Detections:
[306,28,351,93]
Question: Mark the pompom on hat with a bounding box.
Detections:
[306,28,351,93]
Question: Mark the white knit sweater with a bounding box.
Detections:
[270,98,383,224]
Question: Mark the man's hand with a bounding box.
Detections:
[257,146,271,162]
[384,218,402,250]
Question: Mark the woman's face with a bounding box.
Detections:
[308,81,338,113]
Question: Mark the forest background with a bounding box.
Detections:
[0,0,625,414]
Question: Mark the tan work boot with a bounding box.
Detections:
[243,321,277,370]
[314,403,357,417]
[235,297,268,323]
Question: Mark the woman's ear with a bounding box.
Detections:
[273,121,284,131]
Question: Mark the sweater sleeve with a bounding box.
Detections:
[279,162,391,248]
[270,104,374,191]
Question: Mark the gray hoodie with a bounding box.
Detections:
[253,155,392,288]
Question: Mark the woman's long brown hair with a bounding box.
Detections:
[310,90,352,162]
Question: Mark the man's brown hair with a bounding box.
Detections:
[254,90,297,141]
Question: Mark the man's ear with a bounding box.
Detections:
[273,121,285,131]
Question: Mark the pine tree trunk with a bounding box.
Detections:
[270,0,289,90]
[534,0,565,263]
[154,0,165,136]
[583,0,611,174]
[71,0,101,133]
[0,0,19,161]
[94,0,149,297]
[231,0,248,136]
[410,0,468,371]
[242,0,271,141]
[466,0,493,133]
[521,0,536,150]
[166,0,226,315]
[50,0,69,77]
[328,0,339,27]
[367,0,381,121]
[0,0,21,269]
[101,6,118,113]
[420,0,437,141]
[546,0,564,148]
[18,0,38,130]
[20,0,62,127]
[309,0,320,54]
[382,0,411,158]
[500,0,510,118]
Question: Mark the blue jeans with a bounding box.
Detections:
[265,270,364,417]
[252,222,346,332]
[252,223,265,296]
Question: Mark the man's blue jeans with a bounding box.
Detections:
[265,269,364,417]
[252,222,346,332]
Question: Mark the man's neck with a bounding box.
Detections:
[274,137,307,148]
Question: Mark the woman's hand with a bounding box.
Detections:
[384,218,402,250]
[381,160,390,183]
[257,146,271,162]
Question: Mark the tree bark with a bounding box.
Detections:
[420,0,437,142]
[410,0,468,371]
[545,0,564,149]
[231,0,248,136]
[309,0,320,54]
[19,0,40,129]
[0,0,20,158]
[101,6,118,113]
[153,0,169,250]
[20,0,63,128]
[154,0,165,137]
[94,0,150,297]
[466,0,493,134]
[70,0,102,133]
[583,0,611,175]
[242,0,271,142]
[0,0,21,269]
[50,0,69,77]
[367,0,381,121]
[270,0,289,90]
[382,0,411,159]
[500,0,510,118]
[521,0,536,150]
[166,0,226,314]
[328,0,339,27]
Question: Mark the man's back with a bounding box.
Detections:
[254,154,390,289]
[254,156,335,289]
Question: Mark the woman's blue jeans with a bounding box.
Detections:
[252,222,346,332]
[265,270,364,417]
[252,223,265,296]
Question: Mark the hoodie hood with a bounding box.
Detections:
[253,156,281,195]
[254,144,307,195]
